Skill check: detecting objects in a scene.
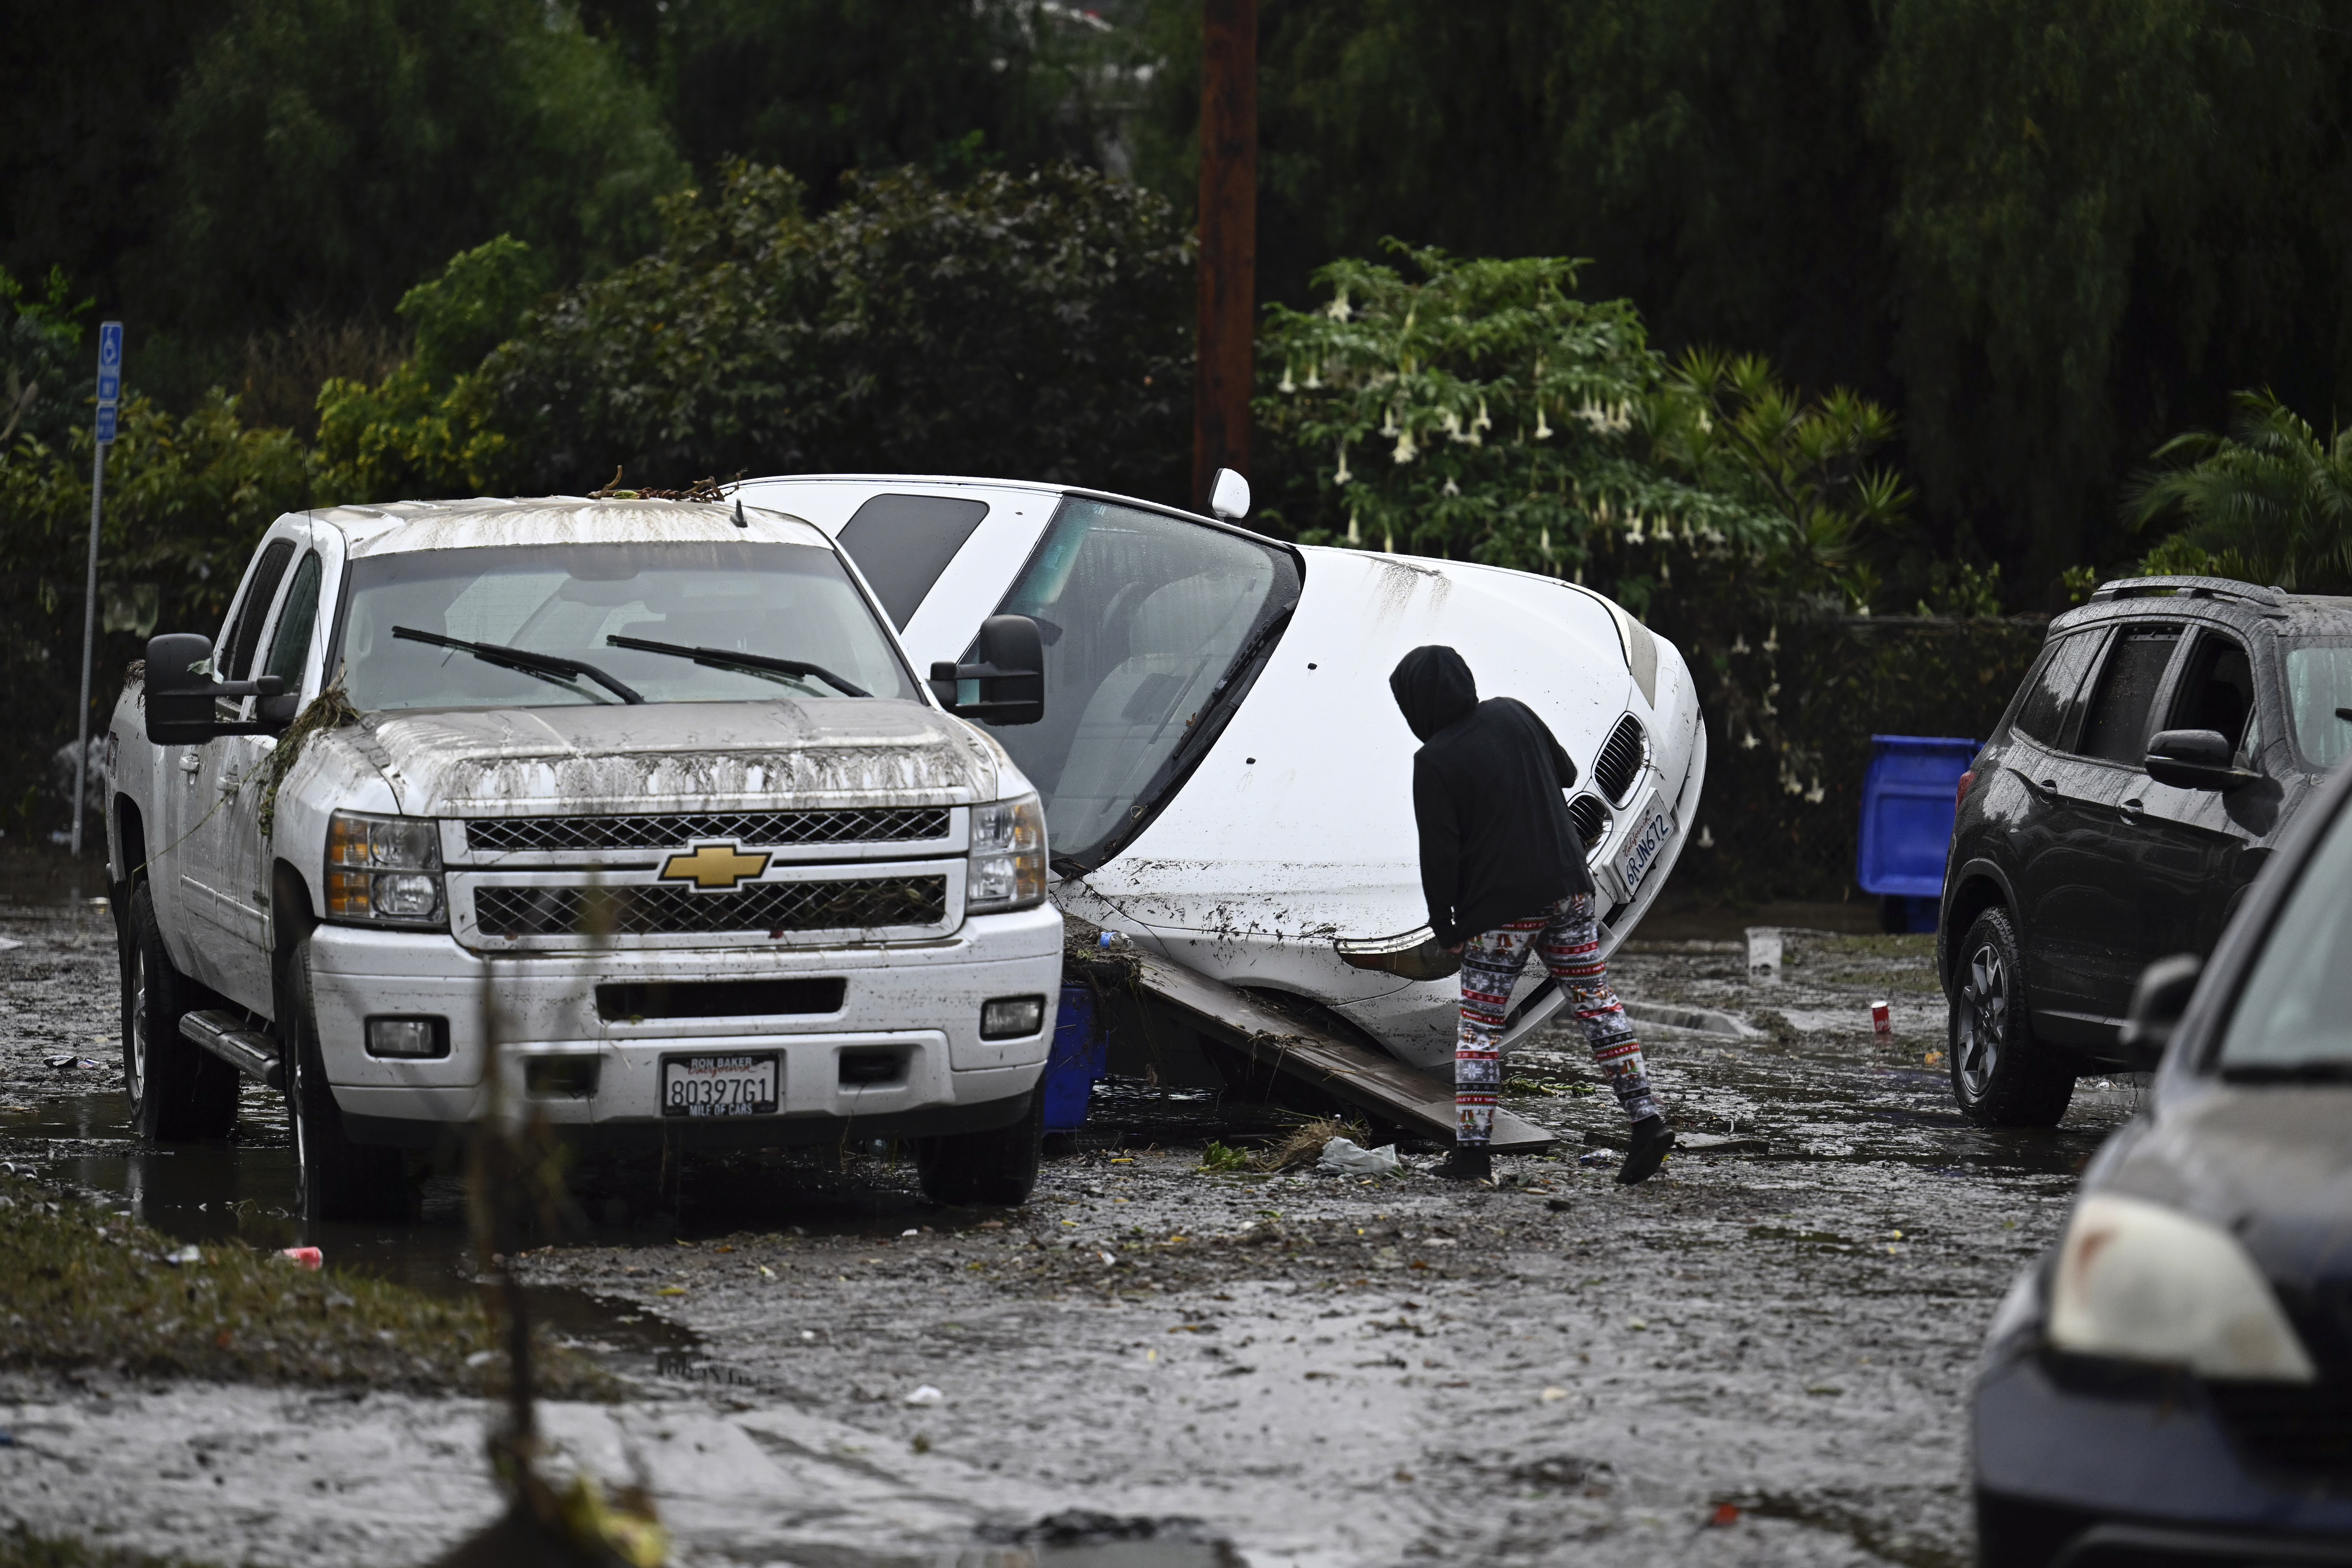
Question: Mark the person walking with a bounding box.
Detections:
[1390,644,1675,1186]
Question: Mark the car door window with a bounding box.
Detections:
[2011,632,2099,746]
[223,539,297,682]
[262,551,325,691]
[2166,632,2255,752]
[836,494,991,630]
[2076,626,2183,764]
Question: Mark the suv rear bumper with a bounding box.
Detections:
[304,904,1061,1141]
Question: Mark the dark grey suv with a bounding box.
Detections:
[1939,574,2352,1126]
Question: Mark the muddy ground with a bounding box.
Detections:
[0,860,2143,1568]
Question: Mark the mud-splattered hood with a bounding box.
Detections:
[330,698,1010,818]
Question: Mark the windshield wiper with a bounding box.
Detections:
[605,634,871,698]
[2220,1060,2352,1083]
[393,627,643,704]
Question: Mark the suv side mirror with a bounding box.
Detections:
[144,633,286,745]
[2119,952,2202,1070]
[929,614,1046,727]
[1209,466,1251,521]
[2145,728,2258,792]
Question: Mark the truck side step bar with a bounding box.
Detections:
[1132,951,1557,1153]
[179,1010,285,1092]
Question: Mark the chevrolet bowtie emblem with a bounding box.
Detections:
[658,841,771,891]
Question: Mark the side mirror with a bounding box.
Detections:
[2145,728,2257,792]
[1209,467,1251,521]
[143,633,285,745]
[929,614,1046,727]
[2119,952,2202,1070]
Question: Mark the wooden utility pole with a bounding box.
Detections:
[1193,0,1257,512]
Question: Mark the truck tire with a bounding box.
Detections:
[120,883,240,1140]
[915,1087,1044,1207]
[1949,906,2075,1128]
[285,947,411,1224]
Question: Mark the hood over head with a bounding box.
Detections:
[1390,644,1479,742]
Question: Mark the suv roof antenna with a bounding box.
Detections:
[732,496,748,529]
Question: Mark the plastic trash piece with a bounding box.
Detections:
[279,1246,323,1269]
[1709,1503,1741,1528]
[163,1244,201,1266]
[1316,1137,1402,1177]
[1745,928,1783,984]
[904,1384,944,1406]
[43,1054,74,1070]
[1871,1000,1892,1037]
[1096,931,1131,950]
[1576,1150,1615,1168]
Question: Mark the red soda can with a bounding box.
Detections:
[1871,1000,1891,1037]
[280,1246,324,1269]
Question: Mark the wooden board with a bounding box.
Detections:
[1132,952,1557,1153]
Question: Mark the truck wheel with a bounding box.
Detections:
[1950,906,2074,1128]
[285,948,410,1224]
[916,1088,1044,1207]
[120,883,239,1140]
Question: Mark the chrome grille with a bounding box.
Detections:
[1593,715,1647,805]
[1566,794,1611,854]
[466,807,951,854]
[474,876,948,938]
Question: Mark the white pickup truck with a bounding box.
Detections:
[103,496,1063,1221]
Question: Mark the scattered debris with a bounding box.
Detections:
[904,1385,944,1406]
[280,1246,324,1269]
[1315,1137,1403,1178]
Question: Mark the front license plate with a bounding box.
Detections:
[660,1052,780,1118]
[1614,801,1677,897]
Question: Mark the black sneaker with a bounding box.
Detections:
[1616,1117,1675,1185]
[1433,1145,1493,1182]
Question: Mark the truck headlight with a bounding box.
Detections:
[2048,1193,2316,1382]
[326,811,447,929]
[967,794,1046,913]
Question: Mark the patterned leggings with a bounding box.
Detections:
[1456,893,1657,1144]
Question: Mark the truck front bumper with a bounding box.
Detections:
[304,904,1062,1147]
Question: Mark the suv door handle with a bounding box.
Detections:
[177,752,201,776]
[2119,797,2146,823]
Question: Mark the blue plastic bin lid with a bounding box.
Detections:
[1856,736,1979,898]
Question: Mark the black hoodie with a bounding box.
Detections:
[1389,645,1593,946]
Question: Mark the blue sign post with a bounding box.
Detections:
[71,322,124,856]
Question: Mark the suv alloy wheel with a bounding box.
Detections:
[1950,906,2076,1128]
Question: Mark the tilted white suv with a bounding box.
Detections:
[104,497,1062,1220]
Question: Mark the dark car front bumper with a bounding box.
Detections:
[1976,1341,2352,1566]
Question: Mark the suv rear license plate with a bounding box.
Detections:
[1614,800,1677,897]
[660,1052,780,1117]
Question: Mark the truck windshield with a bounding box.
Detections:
[2217,789,2352,1078]
[986,497,1300,868]
[340,541,920,712]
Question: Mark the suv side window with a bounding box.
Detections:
[2077,625,2184,764]
[2012,631,2099,745]
[2167,631,2255,757]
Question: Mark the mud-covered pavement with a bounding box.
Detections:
[0,860,2145,1567]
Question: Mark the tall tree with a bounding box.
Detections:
[158,0,687,340]
[657,0,1140,205]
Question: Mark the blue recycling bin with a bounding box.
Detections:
[1856,735,1979,933]
[1042,983,1109,1133]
